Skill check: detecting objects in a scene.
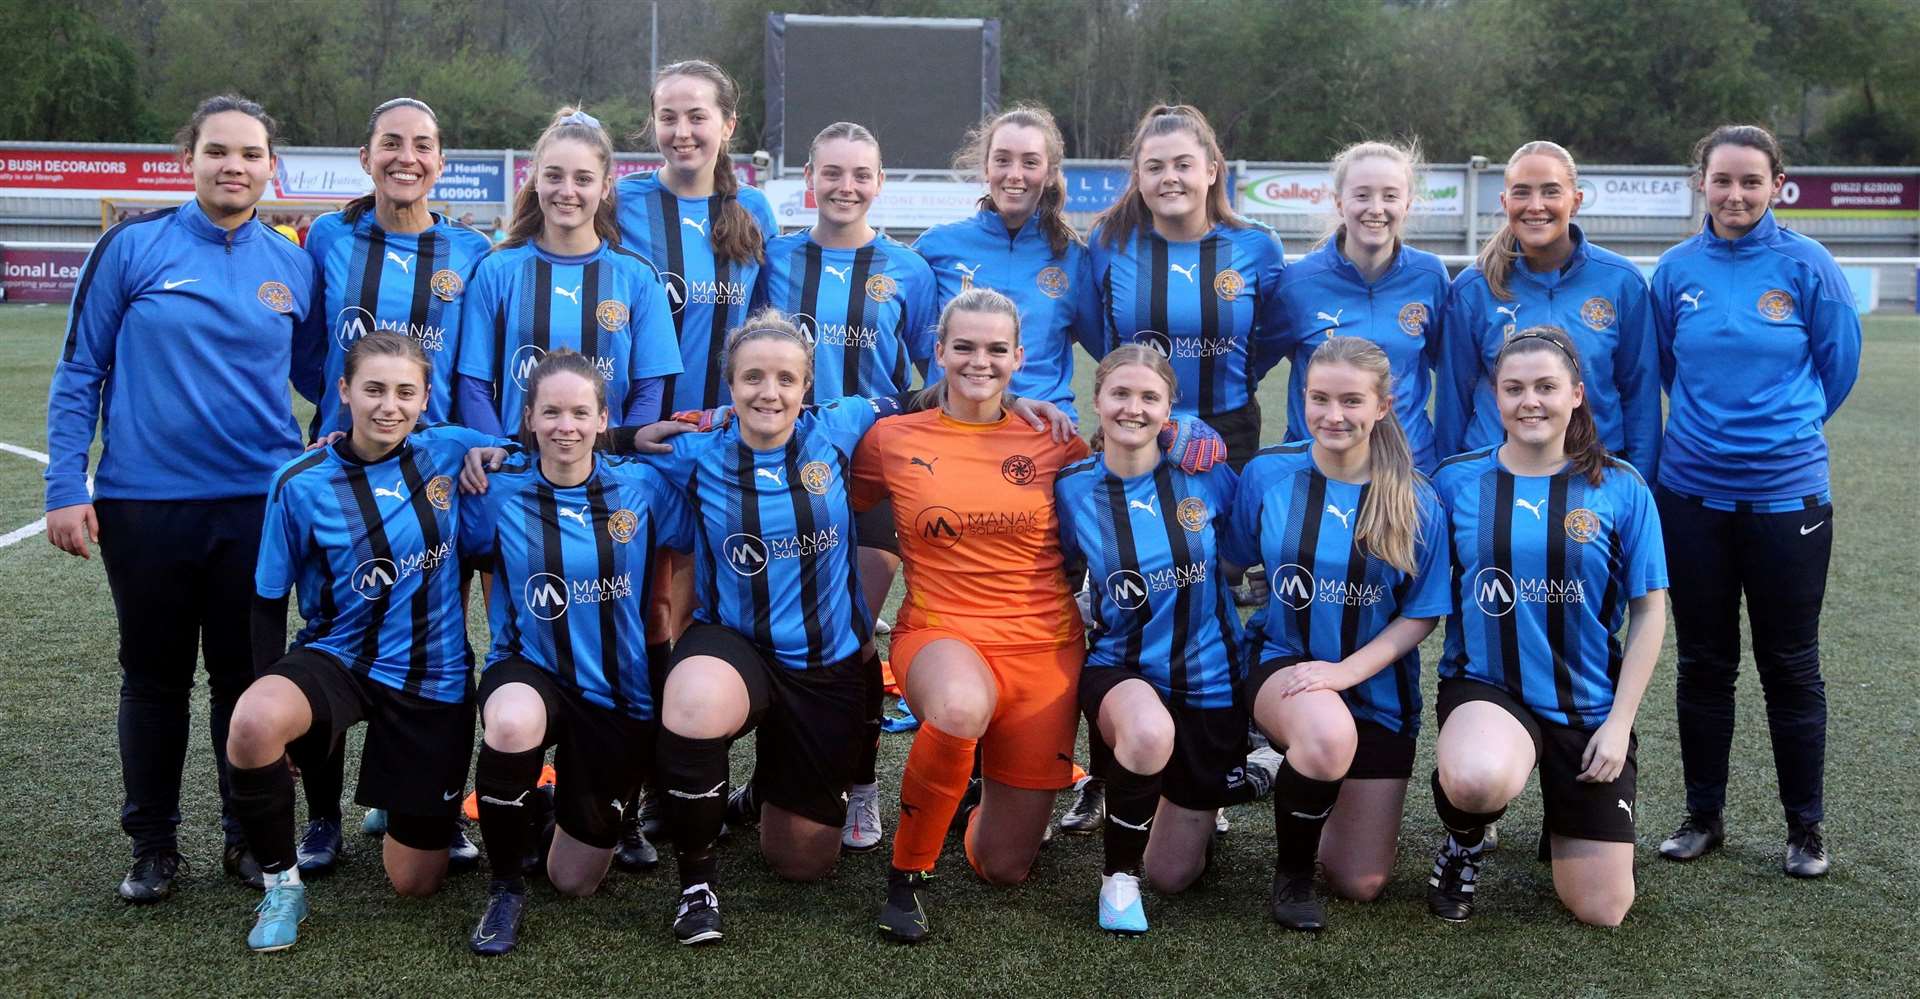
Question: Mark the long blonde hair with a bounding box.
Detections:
[1093,104,1246,250]
[911,287,1022,412]
[1473,140,1577,301]
[1307,336,1423,574]
[1087,345,1178,454]
[503,107,620,249]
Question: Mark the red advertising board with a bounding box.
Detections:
[1776,174,1919,216]
[0,150,192,196]
[1,246,90,303]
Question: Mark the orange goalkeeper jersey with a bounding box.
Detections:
[851,408,1090,651]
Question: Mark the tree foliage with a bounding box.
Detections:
[41,0,1920,165]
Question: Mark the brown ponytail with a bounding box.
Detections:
[1474,140,1578,301]
[503,107,621,250]
[953,104,1081,258]
[1093,104,1247,251]
[1494,326,1609,486]
[1306,337,1424,574]
[1086,345,1178,454]
[646,60,765,265]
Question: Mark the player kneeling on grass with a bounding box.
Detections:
[1425,327,1667,927]
[1224,336,1450,931]
[1056,346,1280,936]
[228,333,505,952]
[459,350,696,956]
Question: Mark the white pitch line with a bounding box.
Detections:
[0,442,52,550]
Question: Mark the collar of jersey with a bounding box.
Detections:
[804,228,879,253]
[178,197,259,245]
[1097,451,1166,484]
[330,436,411,467]
[1492,445,1573,480]
[1512,222,1590,285]
[972,206,1040,243]
[527,239,606,266]
[1699,209,1780,250]
[1143,221,1226,248]
[1321,234,1406,286]
[935,408,1013,432]
[534,452,601,489]
[355,210,452,243]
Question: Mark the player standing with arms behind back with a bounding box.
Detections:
[44,94,324,902]
[1648,125,1860,877]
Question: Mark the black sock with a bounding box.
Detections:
[657,728,729,889]
[1271,760,1342,875]
[856,649,883,785]
[1102,761,1160,876]
[475,745,545,887]
[229,759,297,875]
[298,742,346,825]
[1431,769,1503,849]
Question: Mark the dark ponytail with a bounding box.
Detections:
[953,104,1081,258]
[647,60,765,265]
[1495,326,1609,486]
[342,98,442,224]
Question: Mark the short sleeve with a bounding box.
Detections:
[255,477,304,599]
[1221,459,1267,568]
[1617,470,1668,598]
[849,423,892,512]
[1400,486,1452,618]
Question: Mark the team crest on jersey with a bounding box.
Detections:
[1036,266,1069,299]
[425,475,453,511]
[1564,508,1600,544]
[1001,454,1037,486]
[1397,302,1429,336]
[801,460,833,496]
[865,274,897,303]
[1757,289,1795,321]
[596,300,629,332]
[1177,496,1209,532]
[1580,297,1617,330]
[430,269,463,302]
[1213,268,1245,302]
[256,280,295,314]
[607,509,639,544]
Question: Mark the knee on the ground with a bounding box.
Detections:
[1565,884,1634,927]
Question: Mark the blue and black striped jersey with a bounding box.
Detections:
[1222,443,1451,735]
[455,239,680,433]
[615,173,779,413]
[1433,446,1668,730]
[644,397,885,669]
[306,211,494,435]
[1088,221,1287,419]
[256,424,501,704]
[754,230,937,402]
[462,453,695,720]
[1056,455,1244,709]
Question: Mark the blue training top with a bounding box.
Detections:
[256,424,502,704]
[1434,446,1668,730]
[643,397,892,669]
[1056,454,1244,710]
[455,239,680,434]
[305,210,494,435]
[1088,220,1288,419]
[913,208,1100,417]
[1222,442,1451,736]
[1268,238,1452,473]
[1435,224,1662,479]
[45,199,324,510]
[615,173,779,413]
[1650,210,1862,511]
[754,229,938,402]
[463,452,695,720]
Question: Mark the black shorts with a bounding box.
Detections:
[1079,667,1253,812]
[1202,399,1263,473]
[478,657,656,850]
[1437,677,1638,843]
[856,497,899,557]
[269,648,474,846]
[1243,657,1417,781]
[668,624,868,826]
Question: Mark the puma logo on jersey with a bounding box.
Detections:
[1128,497,1158,517]
[681,217,708,236]
[1326,504,1354,529]
[386,250,415,273]
[823,265,851,283]
[1679,289,1706,311]
[1496,304,1522,323]
[1316,309,1344,327]
[1515,497,1545,519]
[609,798,627,816]
[1617,798,1634,821]
[668,781,727,801]
[558,505,590,527]
[953,262,981,281]
[372,479,407,502]
[554,284,582,304]
[1168,263,1198,283]
[910,456,938,474]
[755,467,785,486]
[479,790,531,807]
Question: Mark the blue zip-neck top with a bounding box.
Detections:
[1649,210,1861,506]
[46,198,323,510]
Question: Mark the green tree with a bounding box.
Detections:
[0,1,144,140]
